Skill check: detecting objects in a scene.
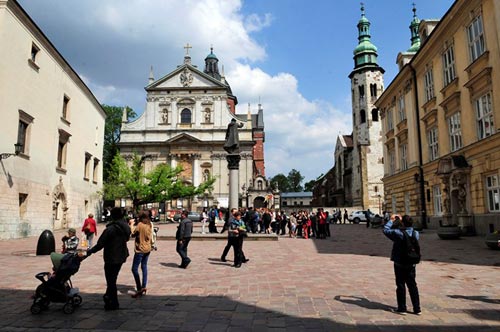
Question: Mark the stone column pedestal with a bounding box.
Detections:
[226,154,241,210]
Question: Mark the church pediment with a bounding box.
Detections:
[146,64,227,90]
[166,133,202,144]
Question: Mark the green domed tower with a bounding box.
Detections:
[348,3,385,210]
[407,4,421,53]
[350,3,384,73]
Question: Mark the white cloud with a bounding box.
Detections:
[20,0,353,182]
[245,13,273,32]
[229,64,352,180]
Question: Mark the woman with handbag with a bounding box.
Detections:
[81,213,97,248]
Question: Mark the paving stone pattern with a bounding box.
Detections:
[0,223,499,331]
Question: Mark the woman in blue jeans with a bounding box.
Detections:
[130,212,153,298]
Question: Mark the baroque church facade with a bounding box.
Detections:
[118,46,268,212]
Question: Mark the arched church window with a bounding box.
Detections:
[358,85,365,100]
[360,109,366,124]
[372,109,379,122]
[370,84,377,97]
[181,108,191,124]
[257,180,263,190]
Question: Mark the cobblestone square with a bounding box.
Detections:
[0,224,499,331]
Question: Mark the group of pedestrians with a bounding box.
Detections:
[76,205,421,317]
[86,207,156,310]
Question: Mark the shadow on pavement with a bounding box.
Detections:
[334,295,393,311]
[6,288,498,331]
[448,295,500,304]
[310,224,500,267]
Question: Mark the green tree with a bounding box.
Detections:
[269,173,290,192]
[288,169,304,192]
[304,179,316,192]
[104,154,215,211]
[102,105,136,182]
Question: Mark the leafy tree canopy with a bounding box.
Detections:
[269,169,307,192]
[102,105,136,182]
[304,180,316,192]
[288,169,304,192]
[104,154,215,211]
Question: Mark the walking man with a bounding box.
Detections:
[383,214,421,315]
[176,210,193,268]
[87,207,131,310]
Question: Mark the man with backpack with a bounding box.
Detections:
[383,214,421,316]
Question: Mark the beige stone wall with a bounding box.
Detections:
[378,0,500,235]
[0,1,105,239]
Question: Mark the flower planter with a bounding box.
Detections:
[437,226,461,240]
[485,232,500,250]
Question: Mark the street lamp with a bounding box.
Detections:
[377,194,381,214]
[1,143,23,160]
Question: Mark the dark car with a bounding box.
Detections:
[173,211,201,222]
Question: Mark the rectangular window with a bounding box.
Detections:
[391,194,397,214]
[404,192,410,215]
[424,67,435,102]
[57,130,71,171]
[475,92,494,139]
[387,108,394,131]
[468,15,485,62]
[442,44,456,86]
[448,112,463,152]
[398,95,406,122]
[400,144,408,171]
[428,127,439,161]
[433,185,443,216]
[93,158,100,183]
[486,175,500,212]
[84,153,92,180]
[389,150,395,175]
[62,95,70,121]
[17,110,34,156]
[18,121,29,154]
[19,193,28,219]
[30,43,39,63]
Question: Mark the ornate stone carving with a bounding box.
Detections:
[52,176,68,229]
[180,68,193,87]
[226,154,241,170]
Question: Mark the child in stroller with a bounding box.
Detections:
[31,251,85,314]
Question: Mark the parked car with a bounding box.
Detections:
[348,210,378,224]
[173,211,201,222]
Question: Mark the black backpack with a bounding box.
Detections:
[400,231,421,265]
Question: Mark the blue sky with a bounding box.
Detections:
[19,0,454,183]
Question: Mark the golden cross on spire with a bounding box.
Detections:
[184,43,192,56]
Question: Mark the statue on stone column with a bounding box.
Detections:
[223,118,244,154]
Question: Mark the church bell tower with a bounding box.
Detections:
[348,3,385,210]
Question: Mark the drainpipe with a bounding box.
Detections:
[409,64,427,229]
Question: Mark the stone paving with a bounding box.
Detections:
[0,223,499,331]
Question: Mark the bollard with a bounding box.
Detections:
[36,229,55,255]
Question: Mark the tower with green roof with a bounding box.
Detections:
[348,3,385,210]
[397,4,421,69]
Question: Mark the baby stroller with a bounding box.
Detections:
[31,251,84,314]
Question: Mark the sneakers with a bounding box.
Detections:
[220,257,227,262]
[391,309,407,315]
[414,310,422,315]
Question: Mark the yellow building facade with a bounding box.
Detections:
[377,0,500,235]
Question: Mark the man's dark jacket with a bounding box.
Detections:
[88,219,131,264]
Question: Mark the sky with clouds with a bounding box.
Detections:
[19,0,454,183]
